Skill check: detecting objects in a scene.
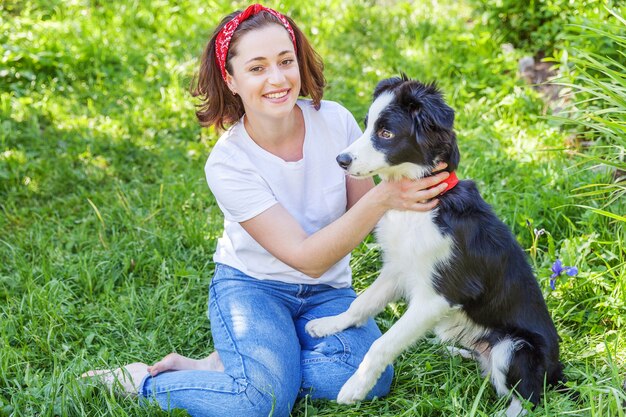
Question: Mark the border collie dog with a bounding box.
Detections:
[306,76,564,416]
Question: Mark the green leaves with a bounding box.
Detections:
[555,8,626,221]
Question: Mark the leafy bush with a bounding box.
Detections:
[542,6,626,339]
[555,8,626,218]
[471,0,619,51]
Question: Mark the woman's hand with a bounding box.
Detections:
[371,164,450,212]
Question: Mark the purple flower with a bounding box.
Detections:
[549,259,578,290]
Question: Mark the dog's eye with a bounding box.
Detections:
[378,129,395,140]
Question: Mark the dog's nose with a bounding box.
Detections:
[336,153,353,170]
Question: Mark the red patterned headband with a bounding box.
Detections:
[215,4,297,83]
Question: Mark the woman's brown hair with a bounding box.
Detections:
[191,10,326,131]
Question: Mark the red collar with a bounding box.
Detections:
[437,171,459,194]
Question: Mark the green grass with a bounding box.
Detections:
[1,0,625,416]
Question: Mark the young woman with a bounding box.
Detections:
[84,4,449,417]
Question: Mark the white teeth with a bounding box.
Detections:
[265,91,288,99]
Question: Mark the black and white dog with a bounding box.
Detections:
[306,75,564,416]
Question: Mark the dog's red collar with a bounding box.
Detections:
[438,171,459,194]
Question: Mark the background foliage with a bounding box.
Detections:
[1,0,624,416]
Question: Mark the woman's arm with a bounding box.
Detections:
[346,176,375,210]
[240,171,450,278]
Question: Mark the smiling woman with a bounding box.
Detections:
[81,3,449,417]
[192,4,325,131]
[225,24,304,161]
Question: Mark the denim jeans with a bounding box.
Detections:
[138,263,393,417]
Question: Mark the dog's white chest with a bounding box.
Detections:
[377,209,450,260]
[375,209,453,296]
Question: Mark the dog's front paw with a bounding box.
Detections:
[305,316,343,338]
[336,372,375,405]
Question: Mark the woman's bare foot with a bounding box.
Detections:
[81,362,149,396]
[147,351,224,376]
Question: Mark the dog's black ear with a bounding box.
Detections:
[373,76,406,99]
[404,82,455,131]
[402,81,459,171]
[420,83,455,131]
[444,136,461,172]
[426,96,455,131]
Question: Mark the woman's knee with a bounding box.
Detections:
[300,349,394,400]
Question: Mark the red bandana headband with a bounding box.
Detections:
[215,4,297,83]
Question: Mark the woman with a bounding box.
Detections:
[84,4,449,417]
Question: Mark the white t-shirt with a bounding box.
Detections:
[205,99,362,288]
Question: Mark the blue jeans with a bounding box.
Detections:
[138,263,393,417]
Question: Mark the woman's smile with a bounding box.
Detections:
[264,88,291,102]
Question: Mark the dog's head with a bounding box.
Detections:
[337,75,460,180]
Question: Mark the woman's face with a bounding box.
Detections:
[226,24,301,122]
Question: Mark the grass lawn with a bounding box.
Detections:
[1,0,624,416]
